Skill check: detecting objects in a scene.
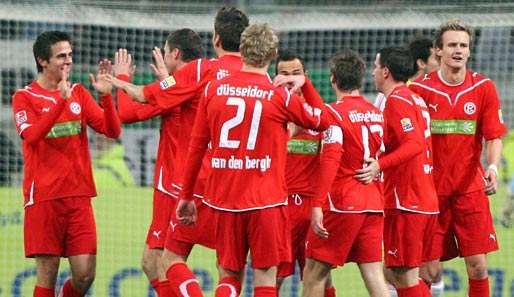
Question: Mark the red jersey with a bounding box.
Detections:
[116,74,180,197]
[179,71,330,211]
[285,128,321,197]
[12,81,121,205]
[379,85,438,213]
[409,70,507,195]
[313,96,384,212]
[143,55,243,194]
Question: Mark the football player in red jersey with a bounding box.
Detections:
[12,31,120,297]
[108,7,250,297]
[409,20,507,297]
[176,23,330,297]
[274,49,336,297]
[113,29,203,297]
[357,46,439,297]
[302,49,389,297]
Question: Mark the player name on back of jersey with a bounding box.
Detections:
[211,155,272,172]
[216,83,274,101]
[348,110,384,123]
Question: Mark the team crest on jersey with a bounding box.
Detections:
[15,110,27,124]
[463,102,476,115]
[400,118,414,132]
[160,76,176,90]
[70,102,81,115]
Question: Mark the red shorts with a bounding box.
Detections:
[435,190,499,261]
[383,209,438,268]
[146,190,177,249]
[24,197,96,257]
[306,212,383,267]
[277,194,312,278]
[164,199,217,256]
[216,206,291,272]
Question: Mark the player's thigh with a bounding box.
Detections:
[35,255,60,286]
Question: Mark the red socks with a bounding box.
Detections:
[325,286,336,297]
[59,279,83,297]
[469,278,490,297]
[254,286,276,297]
[215,276,241,297]
[34,286,55,297]
[396,283,422,297]
[150,278,174,297]
[166,262,203,297]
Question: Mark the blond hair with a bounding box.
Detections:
[240,23,278,67]
[434,19,474,49]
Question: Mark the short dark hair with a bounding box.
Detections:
[378,46,413,83]
[33,31,71,73]
[214,6,249,52]
[330,49,365,92]
[274,49,305,75]
[408,37,433,72]
[166,28,203,62]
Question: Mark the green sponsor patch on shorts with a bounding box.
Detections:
[287,139,320,154]
[46,120,82,138]
[431,119,476,135]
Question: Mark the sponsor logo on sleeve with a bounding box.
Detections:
[400,118,414,132]
[463,102,476,115]
[15,110,27,124]
[322,125,343,145]
[499,109,504,124]
[70,102,81,115]
[160,76,176,90]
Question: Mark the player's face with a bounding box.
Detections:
[40,41,72,80]
[437,30,470,71]
[276,59,305,90]
[164,41,180,73]
[424,48,439,75]
[372,53,384,92]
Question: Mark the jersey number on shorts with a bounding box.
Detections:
[220,97,263,150]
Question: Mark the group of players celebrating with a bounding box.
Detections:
[12,5,507,297]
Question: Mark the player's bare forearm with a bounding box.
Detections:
[486,138,503,168]
[111,78,147,103]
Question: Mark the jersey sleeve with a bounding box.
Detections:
[378,96,424,170]
[12,90,66,144]
[80,85,121,138]
[116,75,163,123]
[282,78,330,131]
[480,80,508,140]
[313,115,344,207]
[179,82,213,202]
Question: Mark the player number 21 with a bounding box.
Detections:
[219,97,263,150]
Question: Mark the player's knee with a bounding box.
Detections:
[141,253,157,276]
[303,259,330,283]
[466,259,488,279]
[73,270,95,291]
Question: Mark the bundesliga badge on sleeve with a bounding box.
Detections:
[160,76,176,90]
[400,118,414,132]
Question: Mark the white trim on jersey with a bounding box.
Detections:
[197,59,202,82]
[411,77,490,107]
[409,82,452,105]
[328,193,383,214]
[17,88,57,104]
[171,183,204,199]
[202,196,288,212]
[24,180,35,207]
[326,104,343,121]
[156,166,178,198]
[454,78,490,106]
[389,94,413,106]
[204,81,211,97]
[437,70,464,87]
[18,123,32,135]
[393,188,439,214]
[284,87,292,107]
[216,284,237,297]
[70,83,78,92]
[179,279,200,297]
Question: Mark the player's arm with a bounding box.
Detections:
[355,98,423,183]
[176,83,212,225]
[116,74,163,123]
[12,92,66,145]
[481,80,508,195]
[84,72,121,138]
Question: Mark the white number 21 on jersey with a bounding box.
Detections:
[219,97,263,150]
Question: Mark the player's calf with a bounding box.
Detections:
[302,258,331,297]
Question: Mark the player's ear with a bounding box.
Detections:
[330,74,336,84]
[37,57,48,69]
[213,34,221,48]
[416,58,426,71]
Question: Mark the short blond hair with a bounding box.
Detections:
[240,23,278,67]
[434,19,474,49]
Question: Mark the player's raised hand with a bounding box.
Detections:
[484,165,498,195]
[354,158,380,184]
[89,59,113,95]
[113,48,133,77]
[149,47,169,81]
[273,74,306,93]
[58,68,72,100]
[176,199,197,225]
[311,207,328,238]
